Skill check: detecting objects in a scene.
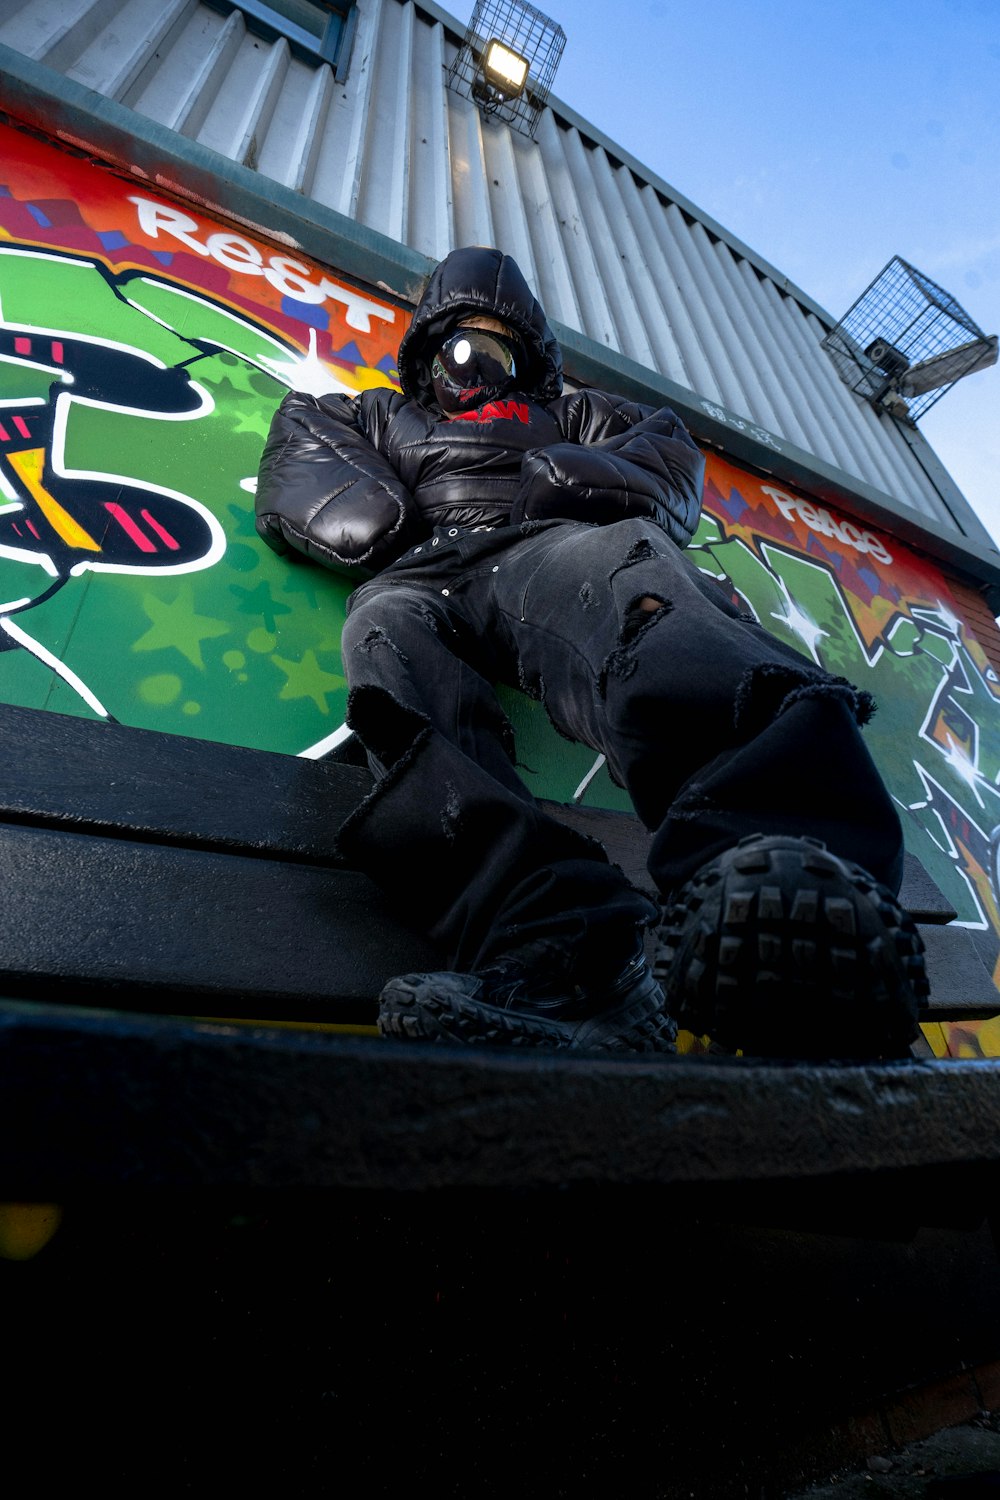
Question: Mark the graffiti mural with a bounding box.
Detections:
[0,121,400,748]
[3,122,1000,1051]
[688,455,1000,1054]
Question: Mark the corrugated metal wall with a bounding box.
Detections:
[1,0,989,542]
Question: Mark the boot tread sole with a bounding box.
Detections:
[656,835,929,1061]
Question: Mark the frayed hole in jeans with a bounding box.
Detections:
[346,684,428,769]
[597,595,672,696]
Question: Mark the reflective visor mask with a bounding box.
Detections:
[430,328,522,413]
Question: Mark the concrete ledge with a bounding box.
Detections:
[5,992,1000,1497]
[3,997,1000,1205]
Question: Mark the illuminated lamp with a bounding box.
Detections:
[447,0,566,139]
[480,38,530,98]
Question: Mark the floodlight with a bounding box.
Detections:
[482,38,529,97]
[448,0,566,139]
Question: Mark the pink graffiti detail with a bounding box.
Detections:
[51,342,64,364]
[140,509,180,550]
[12,416,30,439]
[104,502,156,552]
[0,421,8,442]
[25,519,40,539]
[14,337,30,356]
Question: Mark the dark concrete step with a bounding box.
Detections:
[0,702,983,1024]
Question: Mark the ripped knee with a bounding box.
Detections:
[598,593,672,696]
[350,624,410,663]
[346,685,428,770]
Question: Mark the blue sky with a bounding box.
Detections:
[547,0,1000,548]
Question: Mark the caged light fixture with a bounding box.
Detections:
[822,257,997,424]
[447,0,566,139]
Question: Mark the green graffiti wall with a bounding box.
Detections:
[4,122,1000,1052]
[693,454,1000,1054]
[0,121,398,750]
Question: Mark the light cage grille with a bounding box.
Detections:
[447,0,566,139]
[821,256,997,423]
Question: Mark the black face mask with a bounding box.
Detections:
[429,328,522,413]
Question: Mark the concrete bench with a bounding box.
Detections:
[1,699,999,1218]
[0,701,992,1027]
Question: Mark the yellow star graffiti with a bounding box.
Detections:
[270,649,345,714]
[132,586,230,669]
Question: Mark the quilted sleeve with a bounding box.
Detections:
[512,389,704,549]
[255,389,418,579]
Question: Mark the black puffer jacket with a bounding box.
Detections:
[255,247,704,579]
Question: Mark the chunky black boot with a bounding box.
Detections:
[378,943,677,1052]
[654,834,928,1061]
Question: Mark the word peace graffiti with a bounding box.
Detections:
[762,486,893,564]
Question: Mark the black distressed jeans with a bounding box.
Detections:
[336,518,904,973]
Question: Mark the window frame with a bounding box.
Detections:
[203,0,358,77]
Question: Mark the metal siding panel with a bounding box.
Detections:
[406,9,453,259]
[124,4,237,135]
[625,178,717,396]
[118,0,208,112]
[238,38,293,169]
[446,90,496,250]
[308,0,384,220]
[254,55,333,190]
[608,169,690,390]
[880,428,958,522]
[685,219,785,436]
[560,128,646,358]
[0,0,127,69]
[797,302,938,510]
[881,418,987,535]
[481,126,537,284]
[515,112,582,333]
[769,284,898,493]
[799,308,947,519]
[591,152,703,388]
[732,255,844,466]
[354,0,413,246]
[715,245,833,461]
[535,120,619,348]
[765,281,919,509]
[63,0,195,99]
[655,201,747,415]
[581,147,662,370]
[0,0,83,59]
[194,30,291,167]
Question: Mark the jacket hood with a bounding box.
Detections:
[396,246,563,409]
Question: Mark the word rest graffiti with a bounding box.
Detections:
[2,124,1000,1053]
